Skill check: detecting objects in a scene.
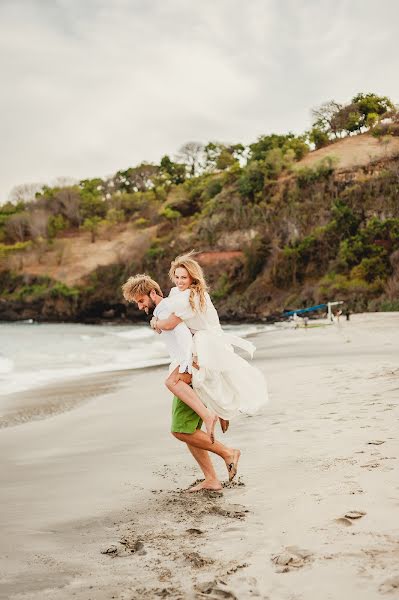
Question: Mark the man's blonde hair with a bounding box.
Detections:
[121,274,162,302]
[169,250,208,312]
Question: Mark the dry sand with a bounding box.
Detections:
[0,312,398,599]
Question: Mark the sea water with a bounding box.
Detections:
[0,321,270,396]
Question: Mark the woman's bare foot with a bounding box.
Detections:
[219,418,229,433]
[225,449,241,481]
[187,479,222,493]
[204,412,218,444]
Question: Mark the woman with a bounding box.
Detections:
[151,251,268,424]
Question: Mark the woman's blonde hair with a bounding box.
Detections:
[169,250,208,312]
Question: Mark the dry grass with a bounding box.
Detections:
[297,133,399,171]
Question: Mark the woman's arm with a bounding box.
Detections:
[151,313,182,331]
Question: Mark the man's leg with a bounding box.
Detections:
[166,368,218,442]
[173,429,240,481]
[185,444,222,491]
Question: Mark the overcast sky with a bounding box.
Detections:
[1,0,399,201]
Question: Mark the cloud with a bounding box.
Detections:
[1,0,399,200]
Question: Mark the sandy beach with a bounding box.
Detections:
[1,313,399,599]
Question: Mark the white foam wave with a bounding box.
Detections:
[0,356,14,374]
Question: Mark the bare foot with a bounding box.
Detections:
[219,418,229,433]
[187,479,222,493]
[225,449,241,481]
[204,412,218,444]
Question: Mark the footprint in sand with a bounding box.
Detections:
[101,537,146,557]
[271,546,313,573]
[379,576,399,594]
[335,517,353,527]
[211,503,248,519]
[196,580,238,599]
[184,551,213,568]
[344,510,366,519]
[186,528,204,536]
[335,511,366,526]
[360,461,381,470]
[368,440,386,445]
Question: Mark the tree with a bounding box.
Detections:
[352,92,394,126]
[29,209,50,239]
[8,182,44,204]
[330,103,362,135]
[112,163,159,193]
[175,142,205,177]
[82,216,102,243]
[311,100,342,137]
[238,161,265,199]
[204,142,244,171]
[159,155,186,185]
[5,212,30,242]
[308,127,330,149]
[249,133,308,162]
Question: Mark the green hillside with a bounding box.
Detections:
[1,93,399,322]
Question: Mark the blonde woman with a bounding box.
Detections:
[151,251,268,424]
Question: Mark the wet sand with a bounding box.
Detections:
[0,313,399,599]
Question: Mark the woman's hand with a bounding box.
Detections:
[150,317,162,334]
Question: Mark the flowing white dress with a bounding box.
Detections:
[167,287,268,419]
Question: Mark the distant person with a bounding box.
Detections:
[304,316,309,328]
[345,309,351,321]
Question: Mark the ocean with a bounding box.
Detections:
[0,321,270,396]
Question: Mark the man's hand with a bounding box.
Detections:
[173,372,192,385]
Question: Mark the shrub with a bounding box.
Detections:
[244,236,271,281]
[295,157,336,187]
[160,206,181,221]
[49,282,80,299]
[0,241,32,258]
[133,217,150,228]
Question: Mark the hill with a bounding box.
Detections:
[1,102,399,322]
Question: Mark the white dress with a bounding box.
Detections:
[167,287,268,419]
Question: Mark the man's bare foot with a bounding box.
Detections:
[225,449,241,481]
[187,479,222,493]
[204,412,218,444]
[219,418,229,433]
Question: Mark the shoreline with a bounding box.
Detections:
[0,312,398,598]
[2,308,396,327]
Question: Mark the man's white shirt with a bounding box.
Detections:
[153,297,193,374]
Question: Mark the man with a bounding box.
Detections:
[122,274,240,491]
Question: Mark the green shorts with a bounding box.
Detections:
[171,395,203,434]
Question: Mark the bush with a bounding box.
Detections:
[133,217,150,228]
[49,282,80,299]
[0,241,32,258]
[244,236,271,281]
[212,273,231,300]
[238,161,265,199]
[160,206,181,221]
[372,122,399,138]
[205,178,223,199]
[48,214,68,238]
[295,157,336,187]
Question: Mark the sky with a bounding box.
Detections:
[1,0,399,202]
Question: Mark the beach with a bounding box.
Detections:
[0,312,398,599]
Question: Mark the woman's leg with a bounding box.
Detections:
[185,444,222,491]
[166,368,218,442]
